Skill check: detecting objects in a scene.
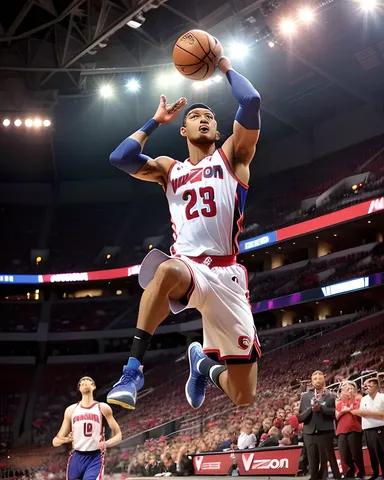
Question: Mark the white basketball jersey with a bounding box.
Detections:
[71,402,103,451]
[167,148,248,257]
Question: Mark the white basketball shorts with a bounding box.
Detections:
[139,249,262,362]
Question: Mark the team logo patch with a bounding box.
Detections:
[238,335,251,350]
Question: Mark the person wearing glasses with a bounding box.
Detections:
[351,378,384,480]
[336,382,365,480]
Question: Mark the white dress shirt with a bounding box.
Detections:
[360,392,384,429]
[238,432,256,449]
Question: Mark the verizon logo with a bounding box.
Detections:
[368,197,384,214]
[242,454,289,472]
[171,165,223,194]
[194,457,221,472]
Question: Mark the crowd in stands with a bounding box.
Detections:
[250,242,384,302]
[1,135,384,275]
[0,303,40,333]
[2,312,383,478]
[242,133,384,238]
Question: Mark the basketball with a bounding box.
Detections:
[173,30,223,81]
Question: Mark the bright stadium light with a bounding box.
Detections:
[280,18,297,35]
[212,74,223,83]
[358,0,378,11]
[14,119,22,127]
[171,71,184,85]
[43,119,51,127]
[228,42,249,59]
[192,82,204,90]
[99,84,114,98]
[126,78,140,92]
[34,118,42,128]
[156,74,168,87]
[2,119,10,127]
[298,7,315,23]
[268,41,275,48]
[25,118,33,127]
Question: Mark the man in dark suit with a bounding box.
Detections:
[298,370,341,480]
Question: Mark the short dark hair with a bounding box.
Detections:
[311,370,324,377]
[78,376,96,389]
[182,103,215,126]
[365,378,379,386]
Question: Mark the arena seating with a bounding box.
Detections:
[0,302,40,333]
[242,133,384,237]
[5,311,383,477]
[0,205,46,272]
[0,135,384,276]
[49,298,129,332]
[250,242,384,301]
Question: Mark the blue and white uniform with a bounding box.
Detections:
[66,402,104,480]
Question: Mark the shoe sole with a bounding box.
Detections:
[185,342,204,410]
[107,398,135,410]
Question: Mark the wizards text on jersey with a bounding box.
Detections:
[171,165,224,194]
[73,413,101,424]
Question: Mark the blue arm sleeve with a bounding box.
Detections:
[109,137,150,174]
[226,69,261,130]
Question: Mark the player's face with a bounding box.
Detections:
[78,379,95,394]
[181,108,219,145]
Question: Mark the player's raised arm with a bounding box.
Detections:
[52,406,73,447]
[109,95,187,188]
[98,403,122,450]
[219,57,261,166]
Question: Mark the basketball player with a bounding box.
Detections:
[53,376,122,480]
[107,53,261,410]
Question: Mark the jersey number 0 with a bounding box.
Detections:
[184,187,217,220]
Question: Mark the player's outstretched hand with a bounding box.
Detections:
[153,95,187,125]
[217,56,232,74]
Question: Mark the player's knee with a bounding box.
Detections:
[232,389,256,407]
[154,260,184,292]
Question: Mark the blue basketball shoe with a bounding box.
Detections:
[185,342,208,409]
[107,357,144,409]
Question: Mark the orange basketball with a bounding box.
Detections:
[173,30,223,81]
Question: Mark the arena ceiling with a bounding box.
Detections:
[0,0,383,184]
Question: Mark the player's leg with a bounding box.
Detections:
[216,360,258,405]
[67,451,85,480]
[108,256,193,409]
[190,349,258,406]
[82,452,104,480]
[186,263,260,408]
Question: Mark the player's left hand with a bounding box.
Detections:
[217,56,232,74]
[98,440,108,451]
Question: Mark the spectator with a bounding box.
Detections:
[146,453,161,476]
[175,445,194,476]
[335,382,365,479]
[215,431,237,451]
[279,425,298,446]
[238,418,256,450]
[298,370,341,480]
[159,452,177,475]
[353,378,384,480]
[259,426,280,447]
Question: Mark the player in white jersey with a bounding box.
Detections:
[52,377,122,480]
[107,51,262,411]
